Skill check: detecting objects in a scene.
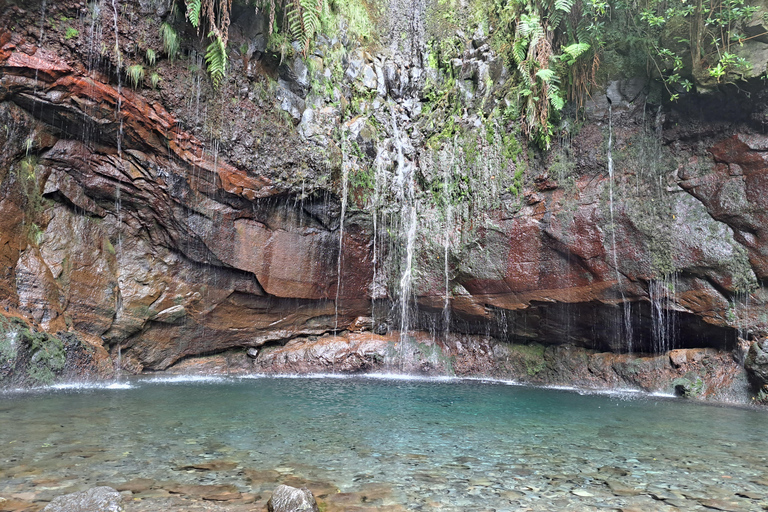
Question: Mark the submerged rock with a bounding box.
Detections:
[267,484,318,512]
[42,486,123,512]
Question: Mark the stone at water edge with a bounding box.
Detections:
[42,486,123,512]
[267,484,319,512]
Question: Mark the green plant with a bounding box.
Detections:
[204,32,227,87]
[287,0,323,56]
[509,343,547,376]
[145,48,157,66]
[160,22,179,61]
[486,0,596,149]
[636,0,758,93]
[26,332,66,385]
[150,72,161,88]
[127,64,145,88]
[184,0,232,85]
[65,27,79,40]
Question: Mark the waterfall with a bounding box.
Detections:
[606,104,634,352]
[649,273,677,355]
[442,138,457,336]
[390,107,417,349]
[111,0,125,372]
[334,137,351,333]
[370,152,387,333]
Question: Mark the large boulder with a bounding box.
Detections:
[267,485,319,512]
[42,487,123,512]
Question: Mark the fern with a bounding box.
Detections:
[205,32,227,87]
[127,64,145,88]
[512,37,527,64]
[518,14,541,38]
[551,0,575,27]
[554,0,575,13]
[186,0,202,28]
[536,68,556,82]
[285,0,323,56]
[160,22,179,60]
[287,3,303,41]
[150,72,161,88]
[145,48,157,67]
[561,43,590,64]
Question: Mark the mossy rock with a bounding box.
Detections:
[672,376,704,398]
[509,343,547,377]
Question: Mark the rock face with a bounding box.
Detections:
[745,339,768,388]
[42,486,123,512]
[0,0,766,400]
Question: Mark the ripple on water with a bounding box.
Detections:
[0,376,766,511]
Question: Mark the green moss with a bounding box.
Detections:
[26,331,65,385]
[509,343,546,376]
[672,376,704,398]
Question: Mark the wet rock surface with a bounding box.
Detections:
[745,339,768,389]
[0,0,767,403]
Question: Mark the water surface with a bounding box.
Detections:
[1,375,766,510]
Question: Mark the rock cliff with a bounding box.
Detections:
[1,0,767,400]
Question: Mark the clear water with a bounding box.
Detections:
[2,376,767,510]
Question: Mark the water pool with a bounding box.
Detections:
[1,375,766,511]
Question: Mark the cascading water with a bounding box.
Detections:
[649,273,677,355]
[110,0,125,375]
[370,152,387,332]
[606,104,633,352]
[441,139,457,336]
[334,135,351,333]
[34,0,47,87]
[390,107,417,354]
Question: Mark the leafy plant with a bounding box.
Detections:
[127,64,145,88]
[287,0,323,56]
[636,0,758,92]
[183,0,233,85]
[65,27,79,40]
[145,48,157,66]
[26,332,65,385]
[150,72,161,88]
[160,22,179,61]
[204,32,227,87]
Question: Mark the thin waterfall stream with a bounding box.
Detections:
[391,106,417,351]
[334,138,350,333]
[607,104,633,352]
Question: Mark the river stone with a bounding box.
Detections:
[267,485,318,512]
[42,486,123,512]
